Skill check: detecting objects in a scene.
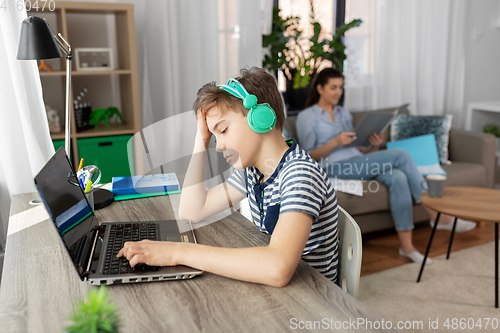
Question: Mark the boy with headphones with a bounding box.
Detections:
[118,67,339,287]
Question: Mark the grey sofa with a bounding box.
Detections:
[284,107,497,234]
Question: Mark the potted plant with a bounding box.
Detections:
[66,286,120,333]
[262,0,361,111]
[483,123,500,153]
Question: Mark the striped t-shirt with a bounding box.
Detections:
[226,140,339,283]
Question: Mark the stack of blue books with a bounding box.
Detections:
[112,173,180,201]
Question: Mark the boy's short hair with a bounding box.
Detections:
[193,67,285,131]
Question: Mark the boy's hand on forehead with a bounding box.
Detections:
[196,101,217,144]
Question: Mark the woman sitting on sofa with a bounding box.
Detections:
[296,67,476,265]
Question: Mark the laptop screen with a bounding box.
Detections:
[34,147,97,276]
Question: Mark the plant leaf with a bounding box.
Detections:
[262,5,362,78]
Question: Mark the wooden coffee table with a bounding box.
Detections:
[417,186,500,307]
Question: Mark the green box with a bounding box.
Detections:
[52,139,72,163]
[77,135,134,184]
[53,139,64,152]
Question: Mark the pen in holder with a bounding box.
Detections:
[77,165,114,210]
[77,165,101,189]
[68,165,113,209]
[85,184,95,212]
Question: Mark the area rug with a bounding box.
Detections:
[359,242,500,332]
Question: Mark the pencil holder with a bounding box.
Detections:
[75,105,93,132]
[85,188,94,212]
[77,165,102,188]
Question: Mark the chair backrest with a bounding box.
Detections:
[337,205,362,298]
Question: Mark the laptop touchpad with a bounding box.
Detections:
[166,235,189,242]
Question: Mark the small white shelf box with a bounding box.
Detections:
[466,101,500,132]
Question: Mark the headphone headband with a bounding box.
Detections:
[217,78,276,133]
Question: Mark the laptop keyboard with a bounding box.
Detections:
[103,223,160,275]
[69,235,87,265]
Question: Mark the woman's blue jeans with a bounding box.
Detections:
[323,148,425,231]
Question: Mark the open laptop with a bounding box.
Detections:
[34,147,203,285]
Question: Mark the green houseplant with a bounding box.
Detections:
[262,0,362,90]
[66,286,120,333]
[484,123,500,138]
[484,124,500,154]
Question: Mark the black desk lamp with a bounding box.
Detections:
[17,16,114,209]
[17,16,72,159]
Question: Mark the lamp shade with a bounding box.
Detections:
[17,16,62,60]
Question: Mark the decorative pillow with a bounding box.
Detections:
[387,134,446,175]
[390,115,452,164]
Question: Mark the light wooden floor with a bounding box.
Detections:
[239,196,498,278]
[361,221,497,277]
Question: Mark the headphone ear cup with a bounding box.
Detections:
[247,104,277,133]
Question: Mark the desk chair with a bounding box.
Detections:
[337,206,362,299]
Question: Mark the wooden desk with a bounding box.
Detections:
[0,193,388,332]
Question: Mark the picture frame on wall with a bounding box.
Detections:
[75,48,114,71]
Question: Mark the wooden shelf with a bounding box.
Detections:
[75,122,136,138]
[40,69,132,76]
[32,1,142,174]
[50,133,65,140]
[61,1,134,12]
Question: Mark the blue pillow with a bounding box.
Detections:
[387,134,446,175]
[390,115,452,164]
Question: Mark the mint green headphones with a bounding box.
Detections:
[217,78,277,133]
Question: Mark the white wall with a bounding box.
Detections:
[463,0,500,116]
[0,252,3,281]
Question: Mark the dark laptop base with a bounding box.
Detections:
[87,220,203,286]
[34,148,203,286]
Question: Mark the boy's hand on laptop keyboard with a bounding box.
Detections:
[117,240,178,268]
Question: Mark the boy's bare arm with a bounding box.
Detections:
[179,104,244,222]
[118,211,313,287]
[178,131,208,220]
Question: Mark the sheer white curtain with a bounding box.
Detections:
[127,0,263,182]
[131,0,262,126]
[0,10,55,251]
[344,0,467,127]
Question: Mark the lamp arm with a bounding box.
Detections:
[56,33,70,49]
[54,35,72,59]
[64,56,72,159]
[53,33,73,159]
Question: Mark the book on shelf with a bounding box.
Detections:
[112,173,180,196]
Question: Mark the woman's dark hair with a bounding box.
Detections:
[305,68,344,108]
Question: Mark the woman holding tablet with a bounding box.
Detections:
[296,67,476,264]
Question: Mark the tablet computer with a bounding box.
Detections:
[344,103,409,148]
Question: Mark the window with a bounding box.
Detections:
[275,0,336,91]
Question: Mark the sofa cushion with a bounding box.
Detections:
[390,114,453,164]
[354,205,430,234]
[335,180,390,216]
[441,162,488,187]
